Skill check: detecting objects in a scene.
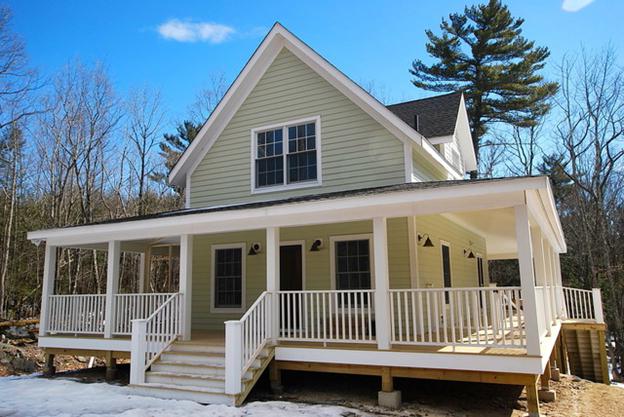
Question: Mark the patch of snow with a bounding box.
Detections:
[0,375,368,417]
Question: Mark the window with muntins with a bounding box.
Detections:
[214,247,243,308]
[335,239,371,290]
[254,118,319,190]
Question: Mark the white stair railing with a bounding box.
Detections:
[130,293,181,385]
[224,291,272,395]
[277,289,376,343]
[563,287,604,322]
[389,287,526,348]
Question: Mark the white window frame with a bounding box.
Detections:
[210,243,246,314]
[250,115,322,194]
[329,234,375,290]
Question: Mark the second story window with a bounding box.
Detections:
[253,117,321,192]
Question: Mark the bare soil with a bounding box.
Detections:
[249,370,624,417]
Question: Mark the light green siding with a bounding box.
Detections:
[190,48,406,208]
[415,215,489,288]
[412,148,448,181]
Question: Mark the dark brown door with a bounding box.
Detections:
[280,245,303,334]
[280,245,302,290]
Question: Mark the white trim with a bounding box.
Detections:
[428,135,454,145]
[329,234,375,290]
[274,346,544,374]
[185,173,191,208]
[280,240,306,290]
[38,336,131,352]
[210,242,247,314]
[407,217,419,289]
[250,115,322,194]
[168,23,463,188]
[403,143,413,183]
[454,94,477,172]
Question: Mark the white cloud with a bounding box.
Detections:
[562,0,596,12]
[157,19,235,43]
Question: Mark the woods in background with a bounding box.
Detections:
[0,1,623,380]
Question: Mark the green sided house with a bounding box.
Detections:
[28,23,607,416]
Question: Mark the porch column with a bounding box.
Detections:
[138,246,151,293]
[38,244,57,337]
[514,205,541,356]
[266,227,280,340]
[544,243,558,324]
[179,235,193,341]
[531,227,552,335]
[104,240,121,338]
[373,217,391,350]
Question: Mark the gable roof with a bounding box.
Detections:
[168,23,468,188]
[386,92,462,138]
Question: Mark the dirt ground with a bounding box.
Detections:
[248,370,624,417]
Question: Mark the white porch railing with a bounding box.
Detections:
[47,294,106,334]
[389,287,526,348]
[563,287,604,322]
[130,293,182,385]
[278,290,376,343]
[225,291,273,395]
[113,293,175,335]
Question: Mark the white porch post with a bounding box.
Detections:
[179,235,193,341]
[266,227,280,340]
[104,240,121,339]
[530,228,551,335]
[514,205,541,356]
[544,244,558,324]
[373,217,391,350]
[38,244,57,337]
[138,246,151,293]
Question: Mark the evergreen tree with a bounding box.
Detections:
[410,0,558,176]
[151,120,201,186]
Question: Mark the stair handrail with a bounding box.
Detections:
[129,292,182,385]
[224,291,272,395]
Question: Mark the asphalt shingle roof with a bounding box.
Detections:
[386,91,462,138]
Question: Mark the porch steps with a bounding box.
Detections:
[130,338,274,405]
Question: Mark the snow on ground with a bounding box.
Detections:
[0,375,368,417]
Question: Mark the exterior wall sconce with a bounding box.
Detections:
[417,233,434,247]
[463,241,476,259]
[248,242,262,256]
[310,238,323,252]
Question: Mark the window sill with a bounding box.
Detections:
[251,180,322,194]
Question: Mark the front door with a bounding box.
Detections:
[280,244,303,334]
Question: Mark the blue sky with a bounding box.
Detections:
[7,0,620,123]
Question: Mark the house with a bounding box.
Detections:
[27,23,607,416]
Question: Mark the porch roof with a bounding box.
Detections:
[27,176,566,255]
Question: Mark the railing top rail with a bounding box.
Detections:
[143,293,180,322]
[239,291,269,322]
[389,286,521,292]
[277,289,376,294]
[49,294,106,297]
[115,292,177,296]
[562,286,593,292]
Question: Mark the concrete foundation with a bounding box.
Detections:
[378,390,402,409]
[538,389,556,402]
[550,367,561,381]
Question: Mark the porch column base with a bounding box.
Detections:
[43,353,56,377]
[378,390,402,409]
[538,389,556,402]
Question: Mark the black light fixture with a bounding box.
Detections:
[310,238,323,252]
[248,242,261,256]
[417,233,434,248]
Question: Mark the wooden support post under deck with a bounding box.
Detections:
[39,244,57,337]
[381,367,393,392]
[269,361,283,393]
[540,364,551,391]
[43,352,56,376]
[373,217,391,350]
[104,241,121,339]
[525,376,541,417]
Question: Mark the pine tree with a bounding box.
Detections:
[410,0,558,176]
[151,120,201,186]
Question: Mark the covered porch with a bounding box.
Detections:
[29,177,605,411]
